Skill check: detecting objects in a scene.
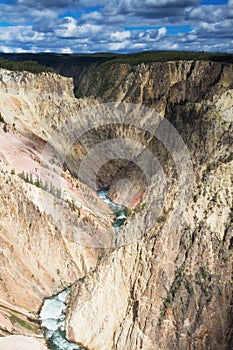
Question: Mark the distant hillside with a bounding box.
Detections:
[101,50,233,65]
[0,57,54,73]
[0,51,232,92]
[0,52,118,89]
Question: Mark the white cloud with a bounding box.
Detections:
[132,27,167,42]
[157,27,167,39]
[108,40,131,50]
[57,17,77,37]
[131,43,146,49]
[0,26,45,43]
[81,11,103,21]
[186,5,226,23]
[55,18,102,39]
[0,0,231,53]
[15,47,28,53]
[60,47,73,53]
[110,31,131,41]
[0,45,12,53]
[30,8,58,21]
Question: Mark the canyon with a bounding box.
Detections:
[0,55,232,350]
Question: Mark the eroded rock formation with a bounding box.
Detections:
[66,61,233,350]
[0,59,232,350]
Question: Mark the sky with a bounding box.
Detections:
[0,0,232,53]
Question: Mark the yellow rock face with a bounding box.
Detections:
[0,60,232,350]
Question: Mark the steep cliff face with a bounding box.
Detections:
[0,60,232,350]
[76,60,224,106]
[77,60,232,203]
[0,68,112,339]
[66,61,233,350]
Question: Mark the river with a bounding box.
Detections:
[40,288,82,350]
[97,187,127,227]
[39,188,127,349]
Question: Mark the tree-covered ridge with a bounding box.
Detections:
[1,51,233,74]
[0,52,117,70]
[101,50,233,66]
[0,57,54,73]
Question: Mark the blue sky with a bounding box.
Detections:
[0,0,232,53]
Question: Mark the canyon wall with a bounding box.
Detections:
[0,68,111,338]
[0,59,232,350]
[66,61,233,350]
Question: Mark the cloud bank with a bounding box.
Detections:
[0,0,232,53]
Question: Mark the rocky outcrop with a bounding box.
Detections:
[0,69,111,338]
[77,61,233,203]
[0,59,232,350]
[0,335,49,350]
[76,60,226,106]
[66,61,233,350]
[67,157,233,350]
